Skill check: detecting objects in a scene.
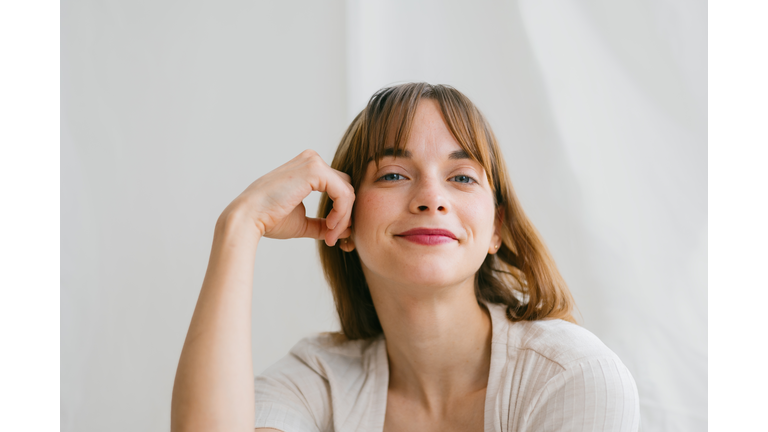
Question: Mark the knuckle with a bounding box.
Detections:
[306,162,325,178]
[308,158,326,172]
[300,149,318,159]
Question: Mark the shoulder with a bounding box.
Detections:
[486,304,640,431]
[258,332,383,384]
[289,332,385,370]
[254,333,386,432]
[487,302,624,369]
[518,328,641,431]
[510,319,620,367]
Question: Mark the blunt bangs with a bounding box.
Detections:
[344,83,500,202]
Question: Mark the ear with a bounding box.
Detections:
[339,236,356,252]
[488,206,504,255]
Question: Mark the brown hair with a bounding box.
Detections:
[317,83,576,340]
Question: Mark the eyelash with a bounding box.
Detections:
[378,173,406,182]
[451,174,476,184]
[376,173,477,184]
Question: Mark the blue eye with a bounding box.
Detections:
[379,173,406,181]
[451,175,476,184]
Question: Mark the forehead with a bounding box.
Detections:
[389,99,464,157]
[410,99,451,134]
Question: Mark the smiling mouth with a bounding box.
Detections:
[395,228,457,246]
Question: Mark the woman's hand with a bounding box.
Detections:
[223,149,354,246]
[171,150,353,432]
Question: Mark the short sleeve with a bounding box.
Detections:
[253,352,333,432]
[523,356,640,432]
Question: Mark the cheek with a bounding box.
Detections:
[459,197,497,239]
[353,191,394,233]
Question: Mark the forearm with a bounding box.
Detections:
[172,210,260,432]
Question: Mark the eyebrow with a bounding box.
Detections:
[448,149,471,160]
[381,148,412,158]
[380,148,470,160]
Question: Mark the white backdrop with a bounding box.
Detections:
[61,1,706,431]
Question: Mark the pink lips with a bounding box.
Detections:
[395,228,458,245]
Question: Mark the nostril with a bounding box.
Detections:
[437,206,445,211]
[418,205,428,211]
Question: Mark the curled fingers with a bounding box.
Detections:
[303,160,354,246]
[323,171,355,246]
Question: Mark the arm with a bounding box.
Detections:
[523,357,640,432]
[171,211,260,432]
[170,150,354,432]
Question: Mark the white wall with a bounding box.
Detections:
[62,1,347,430]
[62,1,706,431]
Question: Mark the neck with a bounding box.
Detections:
[367,275,493,410]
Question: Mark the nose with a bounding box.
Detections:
[409,177,449,214]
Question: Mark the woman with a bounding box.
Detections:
[171,83,640,432]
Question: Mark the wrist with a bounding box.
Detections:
[216,206,264,242]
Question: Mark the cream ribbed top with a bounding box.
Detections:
[253,303,640,431]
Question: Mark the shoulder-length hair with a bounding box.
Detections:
[317,83,576,340]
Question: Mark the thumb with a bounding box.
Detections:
[300,217,331,242]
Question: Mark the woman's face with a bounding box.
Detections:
[347,99,501,293]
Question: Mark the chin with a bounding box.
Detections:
[358,248,486,291]
[388,259,474,289]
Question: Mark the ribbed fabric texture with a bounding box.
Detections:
[254,303,640,431]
